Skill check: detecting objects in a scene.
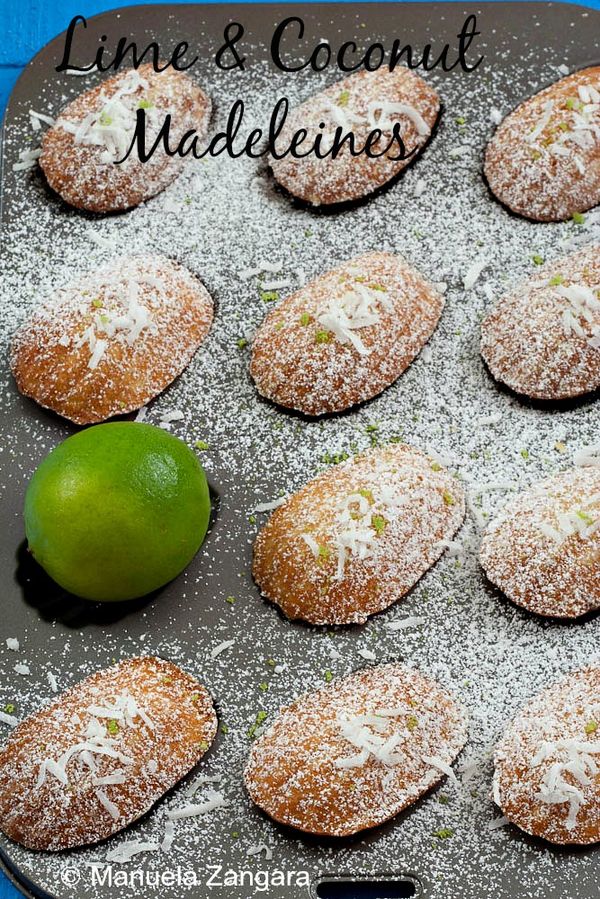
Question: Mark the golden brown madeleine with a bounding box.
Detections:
[40,64,211,213]
[480,245,600,400]
[250,252,444,416]
[493,667,600,845]
[10,254,213,425]
[271,67,440,205]
[252,443,465,625]
[0,657,217,851]
[480,468,600,618]
[484,67,600,222]
[244,663,467,837]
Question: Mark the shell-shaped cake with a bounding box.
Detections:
[480,246,600,400]
[40,64,211,212]
[480,468,600,618]
[271,67,440,205]
[253,443,465,625]
[484,67,600,221]
[245,663,467,837]
[10,254,213,425]
[493,666,600,845]
[250,252,444,416]
[0,657,217,851]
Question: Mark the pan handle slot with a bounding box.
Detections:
[316,879,417,898]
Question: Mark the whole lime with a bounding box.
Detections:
[24,422,211,601]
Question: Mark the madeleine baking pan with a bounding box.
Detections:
[0,3,599,897]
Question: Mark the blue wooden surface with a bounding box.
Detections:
[1,0,599,895]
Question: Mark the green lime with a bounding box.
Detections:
[24,422,211,601]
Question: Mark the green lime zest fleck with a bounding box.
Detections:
[161,675,173,684]
[366,423,379,447]
[266,658,276,668]
[248,514,257,525]
[260,290,279,302]
[198,740,209,751]
[368,282,386,291]
[438,794,450,805]
[322,450,349,465]
[358,488,374,502]
[407,714,418,731]
[317,544,331,563]
[337,89,350,107]
[237,337,248,349]
[98,112,113,126]
[259,682,269,692]
[4,704,15,714]
[225,595,236,605]
[433,828,454,840]
[137,98,154,109]
[576,510,594,526]
[107,719,119,736]
[231,830,240,839]
[442,491,455,506]
[572,212,586,225]
[190,693,200,702]
[324,669,333,683]
[221,723,230,734]
[549,274,564,286]
[248,710,268,739]
[91,298,103,308]
[299,312,311,326]
[431,462,442,472]
[372,514,386,534]
[195,440,209,451]
[304,228,313,237]
[455,115,466,125]
[532,254,544,266]
[520,448,529,460]
[585,720,598,734]
[566,97,576,109]
[315,330,331,344]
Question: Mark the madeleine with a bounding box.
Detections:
[11,254,213,425]
[494,667,600,845]
[245,663,467,837]
[480,468,600,618]
[253,443,465,625]
[481,246,600,400]
[484,67,600,221]
[40,64,211,213]
[271,67,440,205]
[0,657,217,851]
[250,252,444,416]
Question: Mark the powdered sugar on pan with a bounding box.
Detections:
[0,5,598,899]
